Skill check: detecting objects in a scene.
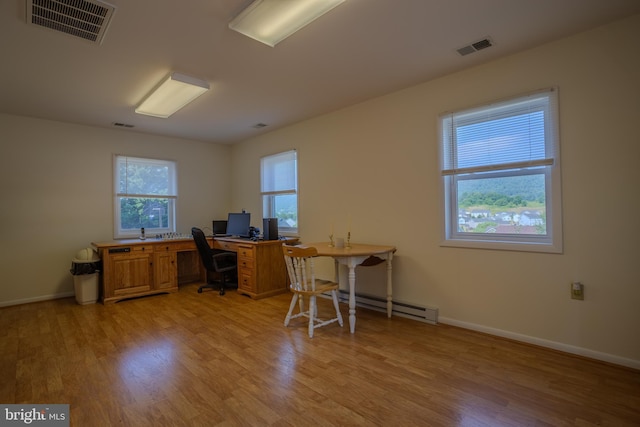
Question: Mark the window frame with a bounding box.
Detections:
[439,88,563,253]
[113,155,177,239]
[260,150,298,235]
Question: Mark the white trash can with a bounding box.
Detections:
[73,272,99,304]
[70,248,101,305]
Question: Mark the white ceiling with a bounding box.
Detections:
[1,0,639,144]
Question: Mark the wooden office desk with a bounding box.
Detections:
[303,242,396,333]
[93,237,295,303]
[213,237,296,299]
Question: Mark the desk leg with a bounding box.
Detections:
[348,258,357,333]
[386,251,394,318]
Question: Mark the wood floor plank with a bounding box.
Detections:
[1,283,639,426]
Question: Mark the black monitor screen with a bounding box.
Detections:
[212,220,227,235]
[226,212,250,237]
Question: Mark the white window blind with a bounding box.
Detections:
[116,156,177,197]
[261,150,297,195]
[441,89,557,176]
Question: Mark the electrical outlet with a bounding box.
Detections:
[571,282,584,300]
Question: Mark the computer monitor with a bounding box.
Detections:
[212,220,227,235]
[226,212,251,237]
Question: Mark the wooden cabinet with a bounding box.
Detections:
[107,245,153,299]
[153,245,177,290]
[94,240,184,303]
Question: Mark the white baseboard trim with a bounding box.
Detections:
[0,291,75,308]
[439,316,640,371]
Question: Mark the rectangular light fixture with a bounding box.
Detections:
[135,72,210,118]
[229,0,345,47]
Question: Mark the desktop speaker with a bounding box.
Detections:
[262,218,278,240]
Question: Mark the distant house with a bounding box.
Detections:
[519,211,544,226]
[499,212,514,222]
[470,209,491,219]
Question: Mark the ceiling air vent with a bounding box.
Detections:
[112,122,134,128]
[457,37,494,56]
[26,0,116,45]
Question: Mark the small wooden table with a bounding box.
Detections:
[303,242,397,333]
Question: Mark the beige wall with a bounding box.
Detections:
[230,15,640,367]
[0,115,232,305]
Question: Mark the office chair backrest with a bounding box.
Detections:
[191,227,214,270]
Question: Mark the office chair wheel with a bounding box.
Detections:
[219,288,225,296]
[197,288,203,293]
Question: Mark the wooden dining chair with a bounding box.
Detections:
[282,245,343,338]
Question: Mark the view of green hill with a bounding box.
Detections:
[458,174,545,208]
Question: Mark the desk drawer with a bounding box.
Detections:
[155,244,174,252]
[168,241,196,251]
[216,241,241,252]
[107,245,154,254]
[238,256,255,270]
[239,268,255,292]
[237,245,254,259]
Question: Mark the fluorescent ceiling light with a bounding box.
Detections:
[229,0,345,47]
[135,73,210,118]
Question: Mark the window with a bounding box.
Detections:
[114,155,177,238]
[261,150,298,234]
[439,88,562,253]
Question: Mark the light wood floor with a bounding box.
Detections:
[1,283,639,426]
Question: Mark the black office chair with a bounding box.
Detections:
[191,227,238,295]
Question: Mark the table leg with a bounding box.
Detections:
[386,251,394,318]
[348,258,357,333]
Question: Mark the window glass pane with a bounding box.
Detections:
[118,197,173,232]
[273,194,297,229]
[455,174,546,235]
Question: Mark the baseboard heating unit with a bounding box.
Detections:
[335,290,438,325]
